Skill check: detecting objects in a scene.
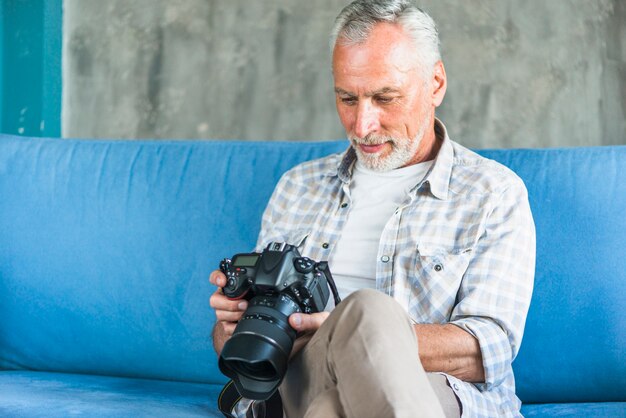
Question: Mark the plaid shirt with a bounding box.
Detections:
[256,120,536,417]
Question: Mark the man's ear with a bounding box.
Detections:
[432,61,447,108]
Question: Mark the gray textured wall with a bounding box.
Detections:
[63,0,626,148]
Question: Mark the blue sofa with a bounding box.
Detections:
[0,133,624,417]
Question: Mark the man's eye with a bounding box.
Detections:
[341,97,357,105]
[375,96,394,104]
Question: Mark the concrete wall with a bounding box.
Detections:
[63,0,626,148]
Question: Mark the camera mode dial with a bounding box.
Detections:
[293,257,315,274]
[219,258,250,299]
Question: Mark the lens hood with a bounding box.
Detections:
[219,314,295,400]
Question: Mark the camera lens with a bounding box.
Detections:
[229,360,277,381]
[218,294,301,400]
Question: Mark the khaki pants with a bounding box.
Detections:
[279,289,461,418]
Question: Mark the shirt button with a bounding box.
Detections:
[381,255,390,263]
[340,202,348,208]
[322,243,329,249]
[453,383,459,390]
[434,264,443,272]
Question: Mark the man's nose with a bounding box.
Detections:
[353,101,380,139]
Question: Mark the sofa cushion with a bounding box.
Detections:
[521,402,626,417]
[0,371,224,417]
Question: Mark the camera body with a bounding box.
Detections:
[220,241,329,313]
[218,242,334,400]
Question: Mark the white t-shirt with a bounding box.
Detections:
[329,159,433,305]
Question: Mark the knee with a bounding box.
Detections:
[324,289,419,355]
[342,288,400,312]
[333,289,410,329]
[342,288,384,304]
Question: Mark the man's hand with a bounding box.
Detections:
[288,312,330,333]
[288,312,330,357]
[209,270,248,355]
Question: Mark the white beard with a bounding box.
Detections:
[350,118,429,172]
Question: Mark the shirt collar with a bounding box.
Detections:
[334,147,357,183]
[423,118,453,200]
[331,118,454,200]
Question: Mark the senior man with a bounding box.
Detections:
[210,1,535,417]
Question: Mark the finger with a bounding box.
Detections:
[216,310,245,323]
[221,321,237,336]
[209,270,227,287]
[210,292,248,312]
[289,312,329,332]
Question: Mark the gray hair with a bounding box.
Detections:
[330,0,441,73]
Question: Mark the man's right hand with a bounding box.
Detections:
[209,270,248,355]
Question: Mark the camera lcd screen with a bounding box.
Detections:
[233,254,260,267]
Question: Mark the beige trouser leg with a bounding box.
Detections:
[279,289,458,418]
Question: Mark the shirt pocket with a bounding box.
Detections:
[409,244,473,323]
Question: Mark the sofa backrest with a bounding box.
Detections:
[0,135,624,403]
[480,146,626,404]
[0,135,347,385]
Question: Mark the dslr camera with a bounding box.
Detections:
[217,242,340,400]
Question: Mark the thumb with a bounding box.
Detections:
[290,312,330,332]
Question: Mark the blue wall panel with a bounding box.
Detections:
[42,0,63,137]
[1,0,62,137]
[0,4,4,133]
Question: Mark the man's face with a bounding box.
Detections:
[332,23,444,171]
